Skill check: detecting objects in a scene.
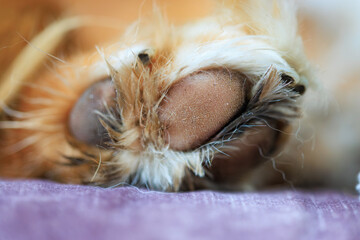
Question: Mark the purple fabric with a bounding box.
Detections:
[0,180,359,240]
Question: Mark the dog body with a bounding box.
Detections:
[0,0,359,193]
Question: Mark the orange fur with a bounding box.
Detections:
[1,0,359,193]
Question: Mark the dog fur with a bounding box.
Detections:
[0,0,359,193]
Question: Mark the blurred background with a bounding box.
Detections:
[0,0,215,79]
[1,0,360,82]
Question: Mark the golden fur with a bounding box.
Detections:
[0,0,359,193]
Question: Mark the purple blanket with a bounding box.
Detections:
[0,180,359,240]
